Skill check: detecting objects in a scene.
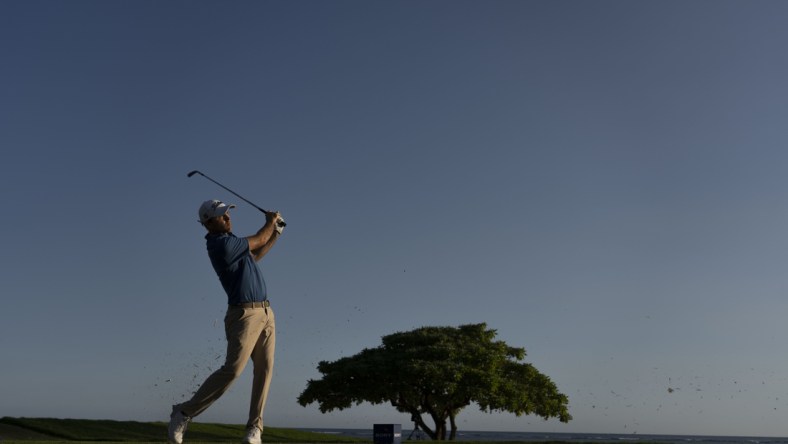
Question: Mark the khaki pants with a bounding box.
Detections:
[176,306,276,431]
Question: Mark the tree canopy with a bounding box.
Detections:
[297,323,571,440]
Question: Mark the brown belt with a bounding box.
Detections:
[232,300,270,309]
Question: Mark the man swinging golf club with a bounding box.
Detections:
[168,199,285,444]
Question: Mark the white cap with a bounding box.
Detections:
[198,199,236,223]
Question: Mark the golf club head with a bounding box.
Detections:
[187,170,201,177]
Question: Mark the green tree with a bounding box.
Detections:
[298,323,571,440]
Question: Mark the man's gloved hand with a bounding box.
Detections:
[275,214,286,234]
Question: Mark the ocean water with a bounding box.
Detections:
[299,428,788,444]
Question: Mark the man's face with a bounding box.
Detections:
[205,212,232,233]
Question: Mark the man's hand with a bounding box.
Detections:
[275,214,286,235]
[249,211,282,261]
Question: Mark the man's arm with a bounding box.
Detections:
[251,231,279,261]
[246,212,280,262]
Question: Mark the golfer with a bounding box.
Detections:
[169,199,284,444]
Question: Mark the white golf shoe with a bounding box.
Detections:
[242,426,262,444]
[168,408,190,444]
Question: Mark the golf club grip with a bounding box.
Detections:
[251,206,288,227]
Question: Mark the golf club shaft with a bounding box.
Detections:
[187,171,283,226]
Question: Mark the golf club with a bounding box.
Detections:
[187,170,286,227]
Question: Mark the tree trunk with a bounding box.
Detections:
[411,412,438,441]
[436,421,446,441]
[448,413,457,440]
[424,399,448,440]
[431,416,447,440]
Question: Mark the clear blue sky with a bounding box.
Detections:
[3,0,788,438]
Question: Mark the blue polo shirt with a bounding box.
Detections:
[205,232,267,305]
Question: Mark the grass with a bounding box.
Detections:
[0,417,368,443]
[0,418,628,444]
